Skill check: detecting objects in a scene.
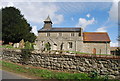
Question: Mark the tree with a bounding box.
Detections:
[115,47,120,56]
[2,7,36,44]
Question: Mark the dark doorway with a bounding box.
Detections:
[60,43,64,50]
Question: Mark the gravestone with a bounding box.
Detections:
[13,43,19,48]
[19,39,25,48]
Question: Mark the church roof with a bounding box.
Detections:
[38,27,81,32]
[83,32,111,42]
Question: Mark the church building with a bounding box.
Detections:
[36,16,111,54]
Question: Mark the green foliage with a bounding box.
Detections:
[0,45,14,48]
[45,42,51,51]
[115,48,120,56]
[24,41,34,49]
[21,41,34,64]
[89,70,99,79]
[2,61,27,73]
[54,72,90,80]
[21,49,32,65]
[2,7,36,44]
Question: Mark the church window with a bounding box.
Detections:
[68,42,72,48]
[47,33,50,36]
[41,41,44,46]
[79,33,81,36]
[71,33,74,36]
[100,49,101,54]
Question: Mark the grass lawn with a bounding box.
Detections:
[0,45,14,48]
[1,61,119,81]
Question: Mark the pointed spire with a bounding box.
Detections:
[44,15,52,24]
[45,15,51,21]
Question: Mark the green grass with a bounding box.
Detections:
[1,61,119,81]
[0,45,14,48]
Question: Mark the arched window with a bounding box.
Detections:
[68,42,72,48]
[100,49,101,54]
[41,41,44,46]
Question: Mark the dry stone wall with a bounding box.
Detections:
[2,49,120,79]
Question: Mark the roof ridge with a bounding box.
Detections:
[83,32,107,33]
[52,27,81,28]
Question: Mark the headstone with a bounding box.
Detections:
[13,43,19,48]
[0,40,2,45]
[33,45,39,50]
[9,42,13,45]
[19,39,25,48]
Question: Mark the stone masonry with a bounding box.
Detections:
[2,49,120,79]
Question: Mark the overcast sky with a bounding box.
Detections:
[1,0,119,47]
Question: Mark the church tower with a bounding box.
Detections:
[43,16,52,29]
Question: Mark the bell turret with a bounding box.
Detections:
[43,15,52,29]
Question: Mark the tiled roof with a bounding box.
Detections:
[83,32,111,42]
[38,27,81,32]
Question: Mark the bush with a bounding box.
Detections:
[21,49,32,65]
[45,42,51,51]
[24,41,34,49]
[115,48,120,56]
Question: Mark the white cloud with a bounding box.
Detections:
[1,2,64,25]
[76,17,95,30]
[86,13,90,18]
[96,26,107,32]
[110,42,118,47]
[15,2,64,24]
[109,0,118,22]
[53,14,64,24]
[7,2,14,7]
[31,26,38,36]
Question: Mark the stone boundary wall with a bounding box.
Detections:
[2,49,120,79]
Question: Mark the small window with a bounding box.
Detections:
[59,33,62,36]
[47,33,50,36]
[68,42,72,48]
[41,41,44,46]
[100,49,101,54]
[79,33,81,36]
[71,33,74,36]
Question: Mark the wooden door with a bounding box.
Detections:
[93,48,96,54]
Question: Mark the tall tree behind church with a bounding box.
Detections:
[2,7,36,44]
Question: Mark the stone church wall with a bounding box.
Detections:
[2,49,120,79]
[82,42,110,54]
[36,32,110,54]
[36,32,83,51]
